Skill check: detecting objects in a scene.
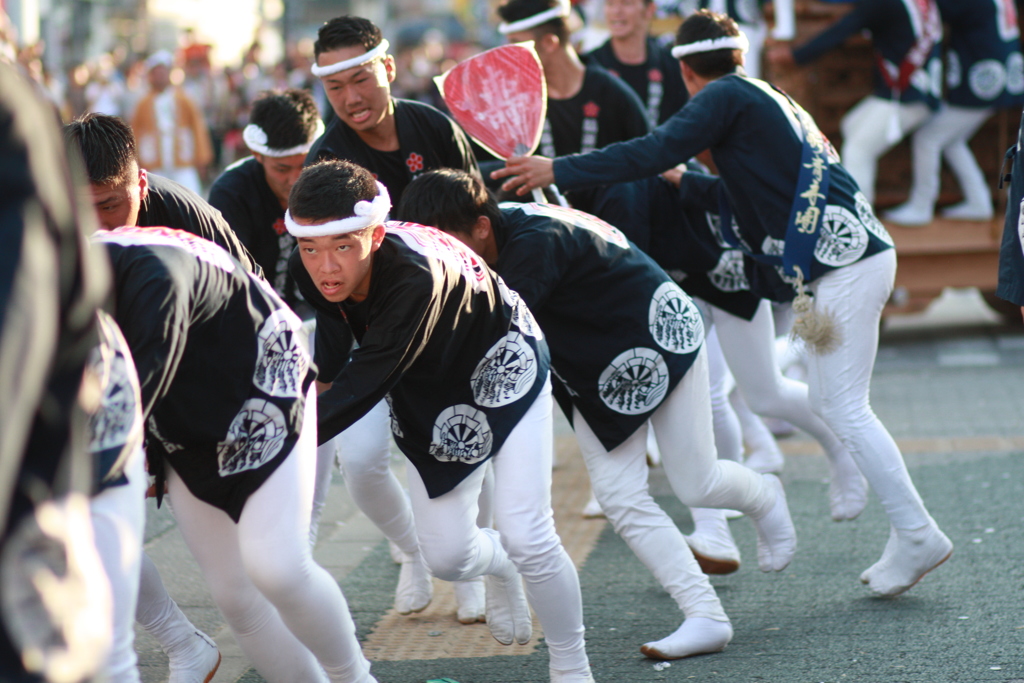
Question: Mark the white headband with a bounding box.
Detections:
[498,0,571,34]
[311,39,390,77]
[243,119,326,157]
[284,181,391,237]
[671,32,749,59]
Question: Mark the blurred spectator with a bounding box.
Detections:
[84,54,126,116]
[131,50,214,194]
[587,0,689,127]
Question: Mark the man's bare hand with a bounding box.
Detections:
[661,164,687,188]
[490,156,556,196]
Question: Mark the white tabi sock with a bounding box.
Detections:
[640,616,733,661]
[860,522,953,597]
[749,474,797,572]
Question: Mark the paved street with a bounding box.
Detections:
[136,292,1024,683]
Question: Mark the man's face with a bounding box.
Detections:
[90,165,147,230]
[317,47,395,133]
[297,224,386,303]
[604,0,654,40]
[148,64,171,91]
[255,153,306,208]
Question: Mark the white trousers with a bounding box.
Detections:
[92,446,147,683]
[808,250,930,530]
[311,400,420,551]
[167,388,373,683]
[700,298,851,469]
[406,382,589,673]
[841,95,932,204]
[573,348,777,621]
[904,105,994,213]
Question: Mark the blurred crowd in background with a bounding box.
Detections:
[0,0,694,186]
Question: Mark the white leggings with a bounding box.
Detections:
[705,327,743,464]
[701,298,851,470]
[808,250,930,530]
[312,400,420,553]
[406,382,589,673]
[167,389,373,683]
[573,348,777,621]
[840,95,932,204]
[92,446,146,683]
[905,104,994,211]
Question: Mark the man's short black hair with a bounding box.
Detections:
[394,168,502,237]
[62,113,137,186]
[249,89,322,151]
[289,160,379,222]
[675,9,744,79]
[314,16,383,60]
[497,0,571,43]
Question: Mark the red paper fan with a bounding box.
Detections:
[434,42,547,160]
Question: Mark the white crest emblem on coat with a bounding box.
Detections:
[430,405,494,464]
[814,206,869,267]
[1006,53,1024,95]
[254,310,310,398]
[969,59,1008,101]
[88,312,143,458]
[217,399,289,476]
[709,249,750,292]
[598,347,669,415]
[471,331,538,408]
[648,282,703,354]
[854,192,893,246]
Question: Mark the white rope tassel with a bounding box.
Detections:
[789,266,841,355]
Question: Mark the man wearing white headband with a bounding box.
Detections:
[493,0,649,215]
[305,14,493,626]
[396,168,798,663]
[665,0,796,79]
[210,89,324,311]
[95,222,376,683]
[496,9,953,599]
[288,159,596,683]
[306,15,481,204]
